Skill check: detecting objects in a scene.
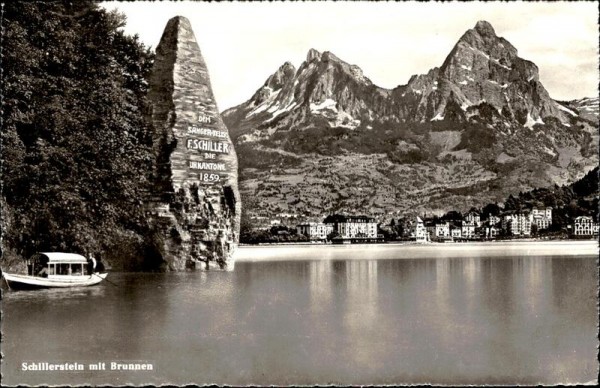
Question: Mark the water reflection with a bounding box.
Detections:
[2,253,597,386]
[342,260,379,372]
[4,283,107,302]
[463,257,481,307]
[309,260,333,313]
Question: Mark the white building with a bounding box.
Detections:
[530,207,552,231]
[502,212,532,236]
[573,216,599,236]
[464,211,482,227]
[461,223,477,239]
[324,215,377,239]
[297,222,333,240]
[486,215,501,226]
[450,225,462,239]
[532,207,552,221]
[460,211,481,239]
[483,226,499,239]
[412,216,428,242]
[435,222,450,239]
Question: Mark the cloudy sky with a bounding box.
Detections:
[102,1,598,111]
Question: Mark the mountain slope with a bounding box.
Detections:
[223,21,598,222]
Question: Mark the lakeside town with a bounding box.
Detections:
[295,208,599,244]
[244,208,599,245]
[241,165,599,245]
[242,170,599,245]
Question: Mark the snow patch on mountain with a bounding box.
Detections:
[492,58,511,70]
[556,103,578,117]
[267,101,298,122]
[334,111,361,129]
[248,88,281,116]
[309,98,361,129]
[472,46,490,60]
[310,98,338,112]
[524,112,544,129]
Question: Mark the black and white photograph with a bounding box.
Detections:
[1,0,598,386]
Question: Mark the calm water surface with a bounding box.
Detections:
[2,245,598,385]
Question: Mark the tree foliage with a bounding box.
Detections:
[494,167,598,227]
[241,225,309,244]
[2,1,154,264]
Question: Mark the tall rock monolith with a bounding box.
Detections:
[146,16,240,271]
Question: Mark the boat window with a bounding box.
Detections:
[57,263,71,275]
[48,264,55,275]
[71,264,83,275]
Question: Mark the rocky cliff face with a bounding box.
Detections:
[147,16,240,270]
[406,20,565,123]
[226,20,573,131]
[225,48,394,141]
[223,21,597,221]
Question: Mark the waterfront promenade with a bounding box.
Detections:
[235,240,598,262]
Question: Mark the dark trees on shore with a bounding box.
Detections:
[2,1,154,266]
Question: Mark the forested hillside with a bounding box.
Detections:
[1,1,155,269]
[500,166,599,228]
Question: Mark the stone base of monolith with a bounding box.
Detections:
[146,16,240,271]
[148,184,237,271]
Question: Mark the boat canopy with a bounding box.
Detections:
[37,252,88,264]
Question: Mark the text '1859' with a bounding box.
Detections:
[199,173,220,183]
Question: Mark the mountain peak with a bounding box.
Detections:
[474,20,496,37]
[457,20,510,53]
[262,61,296,92]
[322,51,342,63]
[279,60,296,75]
[228,19,575,130]
[436,19,562,122]
[307,48,322,62]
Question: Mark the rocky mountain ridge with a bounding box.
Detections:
[223,21,598,222]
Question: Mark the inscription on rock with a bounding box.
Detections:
[198,114,211,123]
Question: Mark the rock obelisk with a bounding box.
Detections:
[146,16,240,271]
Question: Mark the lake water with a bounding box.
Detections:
[2,242,598,385]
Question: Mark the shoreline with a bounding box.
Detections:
[239,237,598,247]
[235,239,598,262]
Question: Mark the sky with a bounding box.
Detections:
[102,1,599,111]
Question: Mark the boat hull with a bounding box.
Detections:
[2,272,107,289]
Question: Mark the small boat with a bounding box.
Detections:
[1,252,107,289]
